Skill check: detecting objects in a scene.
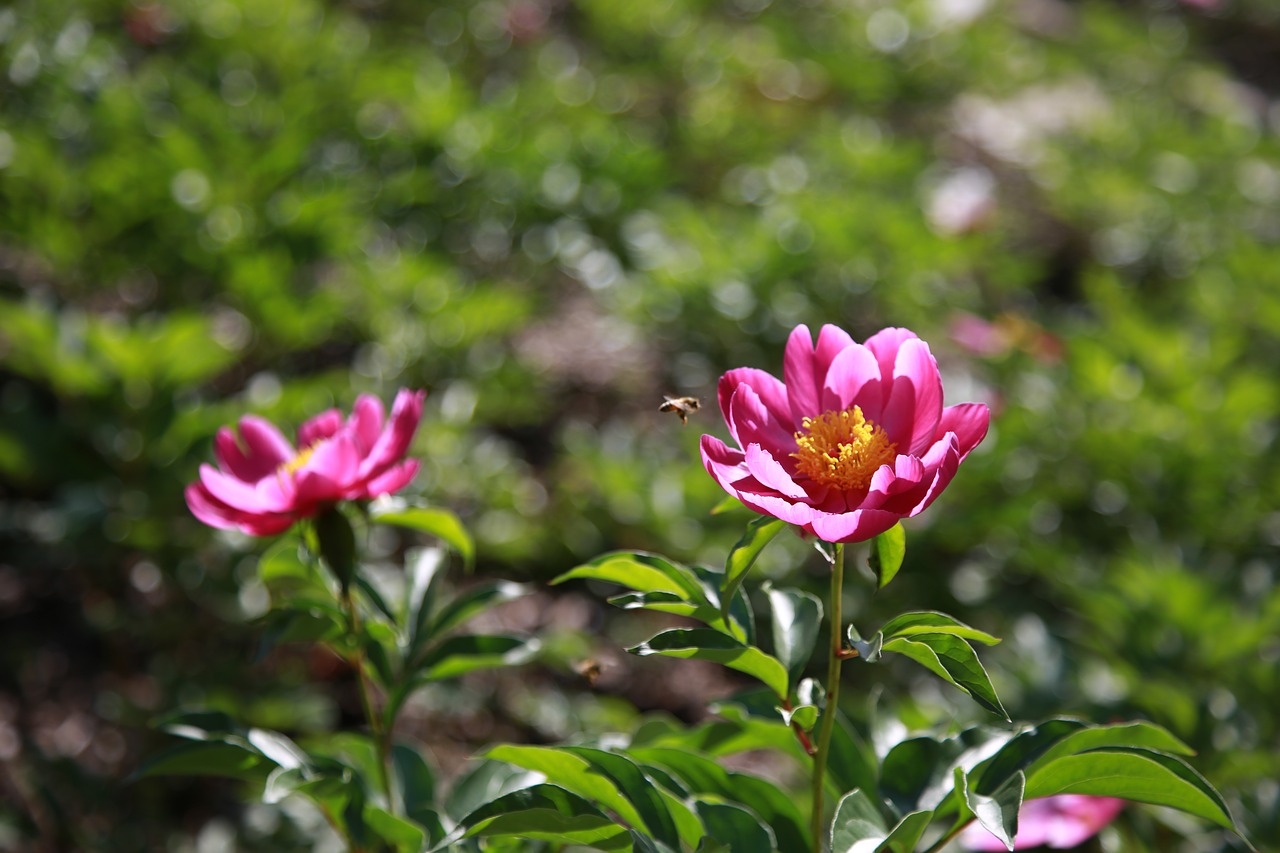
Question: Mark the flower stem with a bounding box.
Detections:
[342,585,394,815]
[810,542,845,853]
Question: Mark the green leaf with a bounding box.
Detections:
[415,634,539,681]
[721,517,785,625]
[314,506,357,592]
[247,728,309,770]
[560,747,684,850]
[970,720,1087,796]
[961,767,1024,851]
[830,788,888,853]
[404,546,447,657]
[880,728,1014,816]
[880,810,934,853]
[869,523,906,590]
[778,704,818,731]
[629,628,790,699]
[826,714,881,802]
[691,563,755,645]
[131,741,268,781]
[694,799,776,852]
[629,747,809,852]
[427,581,527,640]
[553,551,707,603]
[483,745,660,843]
[763,583,822,693]
[1024,748,1236,830]
[444,759,544,823]
[879,611,1000,646]
[391,743,439,833]
[709,495,747,515]
[1026,721,1195,777]
[370,500,475,571]
[882,634,1008,719]
[365,804,428,852]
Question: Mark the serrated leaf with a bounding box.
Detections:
[764,584,822,693]
[869,523,906,590]
[369,500,474,571]
[694,799,776,853]
[630,628,789,699]
[553,551,707,603]
[879,611,1000,646]
[882,634,1008,719]
[961,767,1024,851]
[1024,748,1235,830]
[721,517,785,625]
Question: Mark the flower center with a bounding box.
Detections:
[278,444,317,478]
[792,405,897,492]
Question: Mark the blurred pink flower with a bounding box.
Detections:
[700,325,989,543]
[186,389,426,536]
[962,795,1126,851]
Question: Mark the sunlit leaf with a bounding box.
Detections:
[882,634,1008,719]
[879,611,1000,646]
[869,523,905,590]
[370,500,475,571]
[961,767,1024,852]
[630,628,789,699]
[721,517,785,625]
[553,551,708,603]
[763,583,822,693]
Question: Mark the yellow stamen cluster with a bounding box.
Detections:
[279,444,317,477]
[792,405,896,492]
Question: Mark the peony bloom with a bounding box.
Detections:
[962,795,1126,850]
[186,389,426,536]
[700,325,989,543]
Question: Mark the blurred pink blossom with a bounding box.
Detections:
[700,325,989,543]
[962,795,1126,850]
[186,389,425,536]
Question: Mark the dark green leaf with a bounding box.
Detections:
[694,799,776,853]
[370,501,475,571]
[880,810,934,853]
[560,747,683,850]
[404,546,447,656]
[365,804,428,852]
[971,720,1087,796]
[131,741,268,781]
[721,517,785,626]
[412,634,538,683]
[427,581,527,641]
[391,743,438,831]
[353,574,397,626]
[1024,748,1235,830]
[880,728,1014,816]
[763,583,822,693]
[314,506,357,592]
[629,628,789,699]
[882,634,1008,719]
[879,611,1000,646]
[869,523,906,590]
[827,714,881,801]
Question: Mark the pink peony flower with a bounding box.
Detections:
[700,325,989,543]
[962,795,1126,850]
[186,389,426,536]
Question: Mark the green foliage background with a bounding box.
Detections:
[1,0,1278,849]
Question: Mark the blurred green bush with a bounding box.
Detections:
[2,0,1278,849]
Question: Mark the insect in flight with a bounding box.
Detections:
[658,395,701,425]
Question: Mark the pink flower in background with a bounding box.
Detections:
[700,325,989,543]
[186,389,426,536]
[962,795,1126,850]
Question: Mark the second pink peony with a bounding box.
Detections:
[701,325,989,544]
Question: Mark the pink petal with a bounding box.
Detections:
[808,508,901,543]
[358,458,420,498]
[904,433,962,517]
[358,389,426,480]
[937,402,990,462]
[880,338,943,455]
[729,384,797,458]
[236,416,295,468]
[185,483,296,536]
[820,343,883,419]
[348,394,386,456]
[783,324,855,425]
[735,490,821,527]
[700,435,754,494]
[294,434,361,507]
[864,327,919,384]
[864,456,927,510]
[717,368,792,446]
[200,464,291,513]
[298,409,343,448]
[961,796,1125,851]
[744,443,809,500]
[214,427,275,482]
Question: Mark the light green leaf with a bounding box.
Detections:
[1027,721,1195,777]
[1024,748,1236,830]
[778,704,818,731]
[561,747,683,850]
[630,628,790,699]
[415,634,539,682]
[882,634,1008,719]
[459,784,632,851]
[553,551,707,604]
[427,581,527,640]
[370,500,474,571]
[879,810,934,853]
[721,517,785,625]
[869,523,906,590]
[879,611,1000,646]
[365,804,428,853]
[764,584,822,693]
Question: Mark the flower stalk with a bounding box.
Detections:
[810,541,845,853]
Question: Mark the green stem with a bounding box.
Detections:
[342,586,395,815]
[810,542,845,853]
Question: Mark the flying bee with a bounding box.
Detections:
[658,395,701,425]
[574,658,603,686]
